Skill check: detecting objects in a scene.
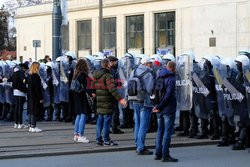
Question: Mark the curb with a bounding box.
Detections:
[0,141,218,160]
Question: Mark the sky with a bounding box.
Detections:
[0,0,7,7]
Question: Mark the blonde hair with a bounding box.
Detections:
[29,62,40,75]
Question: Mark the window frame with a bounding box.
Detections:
[77,20,92,51]
[102,17,117,50]
[126,15,144,51]
[154,12,176,54]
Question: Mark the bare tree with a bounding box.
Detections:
[0,0,49,52]
[0,7,10,52]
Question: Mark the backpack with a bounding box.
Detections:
[127,68,149,102]
[70,77,84,94]
[150,77,166,105]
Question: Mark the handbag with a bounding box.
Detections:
[70,74,95,112]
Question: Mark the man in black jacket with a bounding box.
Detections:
[108,56,124,134]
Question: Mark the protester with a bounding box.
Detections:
[93,58,127,146]
[45,62,54,121]
[108,56,124,134]
[11,63,29,129]
[128,55,154,155]
[27,62,43,133]
[72,59,92,143]
[153,61,178,162]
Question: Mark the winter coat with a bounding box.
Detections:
[27,73,43,116]
[9,68,27,94]
[132,64,154,108]
[155,68,177,115]
[73,72,92,115]
[93,68,122,115]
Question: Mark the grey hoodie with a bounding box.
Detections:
[130,64,154,108]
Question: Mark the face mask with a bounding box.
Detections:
[234,61,242,72]
[112,64,118,70]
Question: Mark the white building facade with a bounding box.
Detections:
[16,0,250,61]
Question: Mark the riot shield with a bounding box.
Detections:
[233,60,249,124]
[134,54,144,65]
[59,56,69,103]
[118,55,136,99]
[193,56,219,119]
[93,54,104,71]
[192,63,210,119]
[213,62,226,117]
[244,67,250,118]
[176,54,193,111]
[40,63,50,108]
[51,61,60,105]
[84,55,95,74]
[94,59,102,71]
[0,61,5,104]
[3,61,12,79]
[4,61,15,105]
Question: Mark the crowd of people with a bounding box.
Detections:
[0,50,250,162]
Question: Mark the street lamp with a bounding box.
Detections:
[99,0,103,52]
[52,0,62,60]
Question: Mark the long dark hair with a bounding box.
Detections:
[73,59,89,80]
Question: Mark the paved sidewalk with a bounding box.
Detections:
[0,121,218,159]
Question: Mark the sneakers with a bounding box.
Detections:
[73,135,79,142]
[14,124,18,129]
[30,127,42,133]
[103,140,118,146]
[137,149,153,155]
[77,136,90,143]
[14,124,28,129]
[18,124,29,129]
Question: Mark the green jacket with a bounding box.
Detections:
[93,68,122,115]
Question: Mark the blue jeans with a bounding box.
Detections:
[133,103,152,152]
[96,114,112,142]
[74,114,87,136]
[155,113,176,157]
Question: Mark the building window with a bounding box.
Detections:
[77,20,92,50]
[103,18,116,50]
[155,12,175,54]
[126,15,144,50]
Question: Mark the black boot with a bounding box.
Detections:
[197,119,209,139]
[112,128,124,134]
[0,103,9,120]
[175,111,184,132]
[218,116,229,147]
[189,108,199,138]
[210,110,220,140]
[162,155,178,162]
[4,104,14,121]
[232,127,247,150]
[178,111,190,136]
[46,105,54,121]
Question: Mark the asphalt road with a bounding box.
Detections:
[0,145,249,167]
